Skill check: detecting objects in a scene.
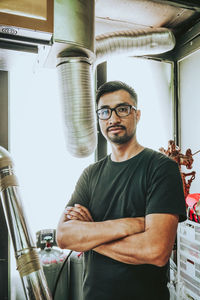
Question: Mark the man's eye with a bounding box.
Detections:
[101,109,109,116]
[117,106,128,112]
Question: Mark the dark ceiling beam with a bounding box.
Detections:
[170,20,200,60]
[176,21,200,47]
[151,0,200,11]
[0,71,9,300]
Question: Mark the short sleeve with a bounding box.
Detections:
[66,166,90,209]
[146,157,187,222]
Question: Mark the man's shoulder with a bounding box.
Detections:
[144,147,177,164]
[85,155,109,173]
[143,148,179,175]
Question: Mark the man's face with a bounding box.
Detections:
[97,89,140,145]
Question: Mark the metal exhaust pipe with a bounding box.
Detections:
[55,0,96,158]
[57,56,96,158]
[95,28,175,65]
[0,146,52,300]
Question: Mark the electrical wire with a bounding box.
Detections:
[52,250,73,299]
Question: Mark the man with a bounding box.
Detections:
[56,81,186,300]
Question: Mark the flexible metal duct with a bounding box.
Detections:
[55,0,96,158]
[57,56,96,158]
[0,146,52,300]
[95,27,175,65]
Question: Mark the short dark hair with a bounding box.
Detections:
[96,81,138,106]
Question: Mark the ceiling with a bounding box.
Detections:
[95,0,200,38]
[1,0,200,71]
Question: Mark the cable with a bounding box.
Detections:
[52,250,73,299]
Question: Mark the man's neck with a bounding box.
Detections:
[110,139,144,162]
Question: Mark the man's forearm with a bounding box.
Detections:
[94,214,179,267]
[56,214,144,252]
[94,232,148,265]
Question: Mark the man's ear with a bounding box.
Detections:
[136,110,141,123]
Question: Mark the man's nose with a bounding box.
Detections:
[109,110,121,124]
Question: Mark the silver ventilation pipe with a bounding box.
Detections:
[57,56,96,158]
[95,27,175,66]
[0,146,52,300]
[55,0,96,158]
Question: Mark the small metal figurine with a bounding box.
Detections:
[159,140,199,199]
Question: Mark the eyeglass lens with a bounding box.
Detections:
[97,105,132,120]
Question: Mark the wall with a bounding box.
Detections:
[179,50,200,194]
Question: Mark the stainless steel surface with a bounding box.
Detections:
[0,146,52,300]
[0,26,52,40]
[0,44,38,71]
[57,57,97,158]
[1,186,34,253]
[95,27,175,65]
[54,0,95,55]
[0,42,51,71]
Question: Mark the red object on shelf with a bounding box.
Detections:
[186,193,200,223]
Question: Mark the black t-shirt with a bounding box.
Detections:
[67,148,186,300]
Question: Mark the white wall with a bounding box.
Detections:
[179,51,200,193]
[107,57,173,152]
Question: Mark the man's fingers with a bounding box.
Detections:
[65,207,85,221]
[67,209,86,221]
[74,204,93,221]
[64,205,93,222]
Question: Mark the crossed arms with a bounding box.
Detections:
[56,204,179,267]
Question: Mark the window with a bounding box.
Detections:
[9,67,94,236]
[107,57,173,153]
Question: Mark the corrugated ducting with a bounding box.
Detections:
[95,27,175,65]
[57,56,96,158]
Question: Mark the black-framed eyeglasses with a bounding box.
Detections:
[96,104,137,120]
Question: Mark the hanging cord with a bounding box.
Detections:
[192,149,200,156]
[52,250,73,299]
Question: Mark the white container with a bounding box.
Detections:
[177,220,200,300]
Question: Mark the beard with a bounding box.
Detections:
[107,129,136,145]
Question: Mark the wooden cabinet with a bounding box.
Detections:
[0,0,53,34]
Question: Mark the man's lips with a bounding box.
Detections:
[107,125,126,132]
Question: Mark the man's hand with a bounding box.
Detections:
[64,204,144,236]
[57,204,145,252]
[64,204,93,222]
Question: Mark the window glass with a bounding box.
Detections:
[107,57,173,154]
[179,50,200,193]
[9,67,94,236]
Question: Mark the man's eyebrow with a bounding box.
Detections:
[99,102,131,109]
[98,105,110,109]
[116,102,131,107]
